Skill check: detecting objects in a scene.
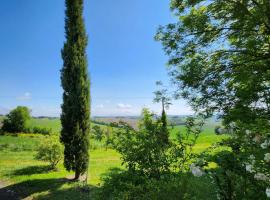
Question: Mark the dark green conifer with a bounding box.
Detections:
[154,81,171,145]
[60,0,90,180]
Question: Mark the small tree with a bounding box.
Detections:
[1,106,31,133]
[105,126,113,150]
[92,125,103,141]
[153,81,171,145]
[36,136,64,170]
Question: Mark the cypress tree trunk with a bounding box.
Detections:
[60,0,90,181]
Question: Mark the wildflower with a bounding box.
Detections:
[264,153,270,163]
[190,164,204,177]
[261,140,269,149]
[245,164,254,173]
[254,173,268,181]
[245,130,251,135]
[266,188,270,198]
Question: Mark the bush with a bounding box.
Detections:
[100,171,183,200]
[31,126,52,135]
[196,129,269,199]
[112,109,202,179]
[113,109,172,179]
[98,169,217,200]
[35,136,63,170]
[1,106,31,133]
[91,125,104,141]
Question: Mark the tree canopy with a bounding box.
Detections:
[156,0,270,128]
[1,106,31,133]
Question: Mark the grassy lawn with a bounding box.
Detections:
[0,120,225,199]
[0,135,121,199]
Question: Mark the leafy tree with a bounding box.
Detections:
[1,106,31,133]
[156,0,270,198]
[91,125,103,141]
[153,81,172,145]
[60,0,90,180]
[105,126,113,150]
[156,0,270,126]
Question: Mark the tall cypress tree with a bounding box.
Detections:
[60,0,90,180]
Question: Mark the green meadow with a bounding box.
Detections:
[0,117,225,199]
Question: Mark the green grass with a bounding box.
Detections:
[28,118,62,133]
[0,119,224,199]
[0,134,121,199]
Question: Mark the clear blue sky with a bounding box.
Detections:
[0,0,192,117]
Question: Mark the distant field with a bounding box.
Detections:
[93,117,139,128]
[29,118,62,133]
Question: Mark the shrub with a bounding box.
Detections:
[99,170,184,200]
[35,136,63,170]
[1,106,31,133]
[104,126,114,150]
[112,109,202,179]
[91,125,103,141]
[31,126,52,135]
[112,109,172,179]
[99,169,217,200]
[195,127,270,199]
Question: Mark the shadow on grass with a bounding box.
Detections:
[10,165,51,176]
[98,167,217,200]
[0,178,99,200]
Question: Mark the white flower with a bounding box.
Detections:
[264,153,270,163]
[245,164,254,173]
[190,164,204,177]
[261,140,269,149]
[266,188,270,198]
[245,130,251,135]
[254,173,268,181]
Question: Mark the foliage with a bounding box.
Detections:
[104,126,114,150]
[153,81,172,145]
[113,109,201,179]
[0,120,223,199]
[24,126,52,135]
[1,106,31,133]
[31,126,52,135]
[60,0,90,179]
[113,109,171,179]
[99,169,217,200]
[156,0,270,126]
[195,137,269,199]
[35,136,64,170]
[91,125,104,141]
[171,117,203,171]
[157,0,270,198]
[153,81,172,111]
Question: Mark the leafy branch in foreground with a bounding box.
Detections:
[157,0,270,198]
